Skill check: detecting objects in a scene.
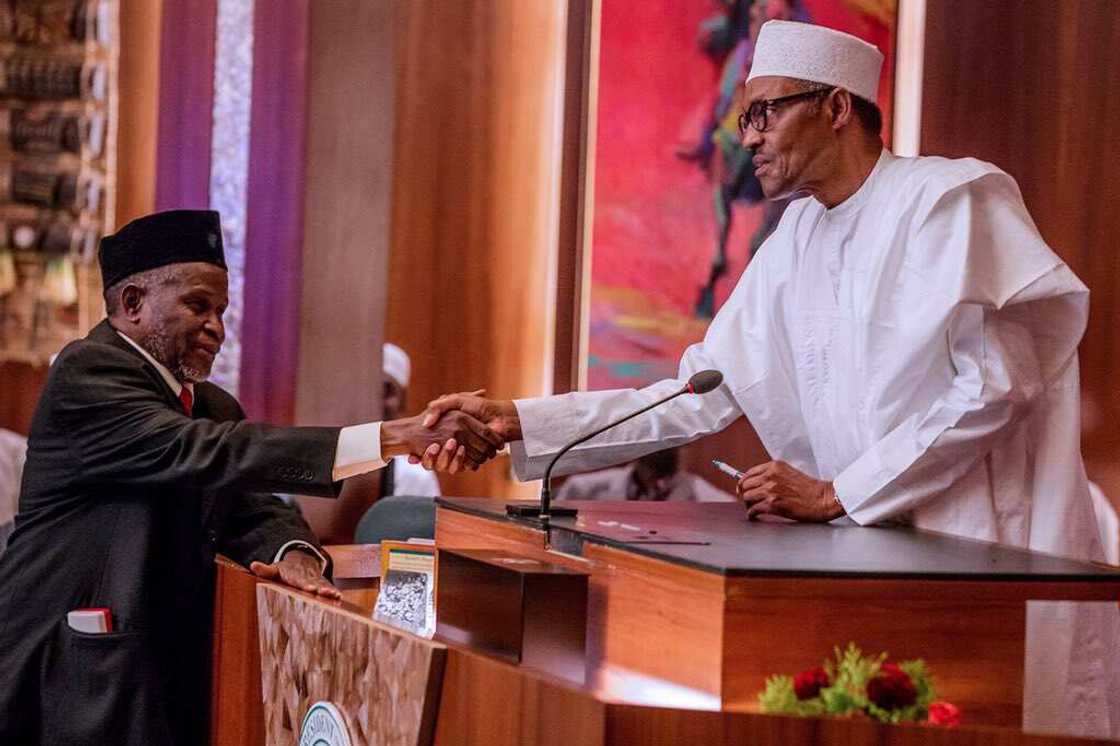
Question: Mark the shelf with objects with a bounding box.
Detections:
[0,0,116,365]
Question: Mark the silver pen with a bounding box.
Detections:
[712,459,745,481]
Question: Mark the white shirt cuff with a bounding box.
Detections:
[273,540,328,572]
[332,421,387,481]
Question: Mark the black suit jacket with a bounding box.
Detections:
[0,320,342,745]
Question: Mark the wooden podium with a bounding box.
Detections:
[434,498,1120,729]
[211,500,1120,745]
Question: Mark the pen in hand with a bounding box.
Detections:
[712,459,745,481]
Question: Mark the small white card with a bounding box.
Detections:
[66,608,112,633]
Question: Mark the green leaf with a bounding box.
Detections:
[758,675,798,714]
[756,644,940,724]
[898,659,937,707]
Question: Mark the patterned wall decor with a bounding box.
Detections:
[0,0,117,364]
[257,583,446,746]
[206,0,254,394]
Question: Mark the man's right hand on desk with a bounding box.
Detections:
[381,410,502,473]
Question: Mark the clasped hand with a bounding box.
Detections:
[382,401,505,473]
[401,389,521,472]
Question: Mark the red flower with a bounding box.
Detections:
[866,663,918,710]
[793,666,830,700]
[927,701,961,726]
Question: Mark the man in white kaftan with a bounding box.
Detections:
[418,20,1120,738]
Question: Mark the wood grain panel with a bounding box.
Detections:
[605,706,1111,746]
[435,504,551,558]
[327,543,381,579]
[0,361,46,434]
[257,583,446,746]
[211,557,266,746]
[434,647,606,746]
[435,645,1112,745]
[438,508,720,699]
[295,0,394,427]
[327,543,381,612]
[581,542,726,698]
[727,577,1120,604]
[553,0,593,394]
[116,0,161,228]
[921,0,1120,524]
[721,589,1024,726]
[388,0,568,501]
[214,561,1107,746]
[210,551,384,746]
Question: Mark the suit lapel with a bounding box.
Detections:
[91,321,229,530]
[88,320,184,413]
[185,384,226,528]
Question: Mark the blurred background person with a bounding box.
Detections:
[557,447,734,502]
[0,428,26,553]
[381,343,441,499]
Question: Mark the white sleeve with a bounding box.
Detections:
[509,238,792,483]
[331,421,387,481]
[388,456,442,497]
[834,175,1088,524]
[510,342,743,481]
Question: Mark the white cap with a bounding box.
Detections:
[747,20,883,103]
[382,342,411,387]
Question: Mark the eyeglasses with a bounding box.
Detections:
[737,88,833,135]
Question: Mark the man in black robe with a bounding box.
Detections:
[0,210,498,745]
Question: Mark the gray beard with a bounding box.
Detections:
[139,327,210,384]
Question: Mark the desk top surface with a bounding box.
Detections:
[436,498,1120,583]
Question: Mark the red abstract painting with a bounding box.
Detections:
[587,0,896,390]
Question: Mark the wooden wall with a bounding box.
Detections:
[293,0,394,428]
[116,0,162,228]
[921,0,1120,515]
[387,0,568,500]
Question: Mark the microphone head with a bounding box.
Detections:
[687,370,723,395]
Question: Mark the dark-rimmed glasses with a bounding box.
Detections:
[737,88,833,135]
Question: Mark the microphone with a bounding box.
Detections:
[506,370,725,524]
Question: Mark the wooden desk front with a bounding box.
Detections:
[434,498,1120,728]
[210,531,1120,745]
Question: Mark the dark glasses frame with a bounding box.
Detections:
[738,88,834,135]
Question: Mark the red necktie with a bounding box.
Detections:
[179,388,193,417]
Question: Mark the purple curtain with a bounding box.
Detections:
[238,1,311,423]
[154,0,218,209]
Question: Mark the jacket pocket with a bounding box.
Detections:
[43,619,171,746]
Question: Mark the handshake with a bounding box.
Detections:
[379,390,521,473]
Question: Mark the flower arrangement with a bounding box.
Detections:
[758,643,961,726]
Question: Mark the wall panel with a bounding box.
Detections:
[388,0,568,499]
[294,1,395,428]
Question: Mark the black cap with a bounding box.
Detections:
[99,209,227,290]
